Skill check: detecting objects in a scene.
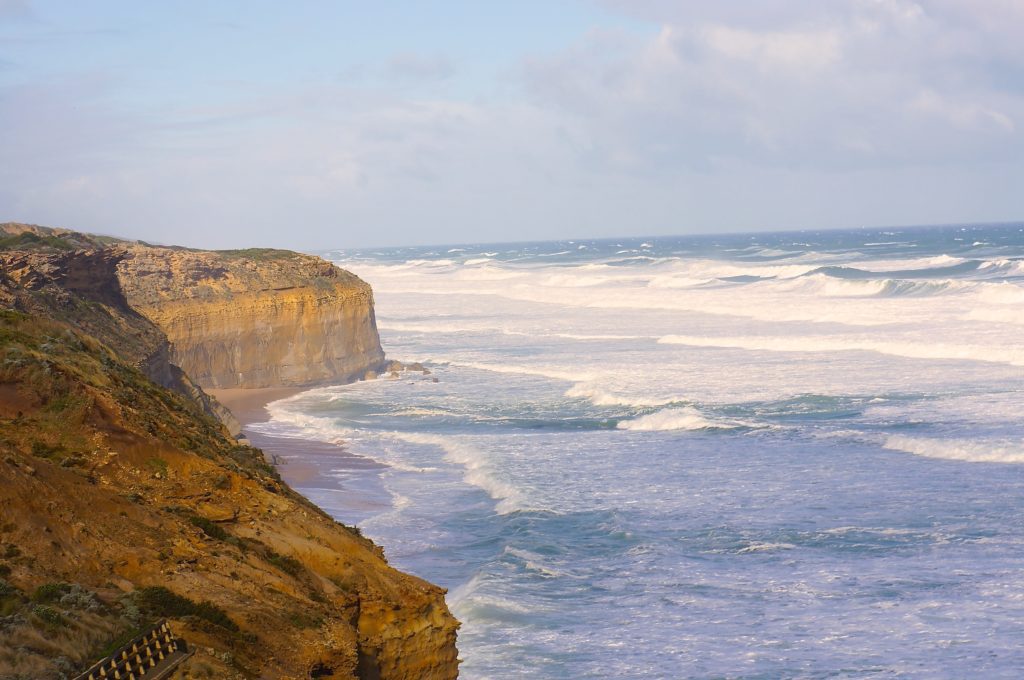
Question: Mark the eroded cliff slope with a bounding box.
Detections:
[0,226,459,679]
[117,245,385,389]
[0,229,238,433]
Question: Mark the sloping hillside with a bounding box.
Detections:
[0,231,458,679]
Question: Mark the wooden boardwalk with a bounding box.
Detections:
[73,620,192,680]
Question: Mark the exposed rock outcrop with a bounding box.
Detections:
[0,311,458,678]
[0,242,237,432]
[117,245,386,389]
[0,225,459,679]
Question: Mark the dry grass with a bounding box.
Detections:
[0,597,132,679]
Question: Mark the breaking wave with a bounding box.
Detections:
[389,431,527,514]
[564,383,689,408]
[884,435,1024,464]
[616,407,751,432]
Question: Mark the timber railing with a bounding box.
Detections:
[73,619,192,680]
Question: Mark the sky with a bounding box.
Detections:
[1,1,1022,249]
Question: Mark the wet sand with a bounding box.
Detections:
[209,387,305,427]
[209,386,392,522]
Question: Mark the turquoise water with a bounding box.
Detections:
[253,223,1024,678]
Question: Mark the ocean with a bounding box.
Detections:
[249,223,1024,678]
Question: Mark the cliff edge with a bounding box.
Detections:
[117,245,385,389]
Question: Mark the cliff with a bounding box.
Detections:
[0,239,238,434]
[0,226,459,679]
[117,245,386,389]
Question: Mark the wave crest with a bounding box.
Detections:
[884,435,1024,463]
[616,407,749,432]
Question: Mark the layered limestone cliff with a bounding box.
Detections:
[117,245,385,389]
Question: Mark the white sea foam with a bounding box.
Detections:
[884,435,1024,463]
[782,274,973,298]
[389,431,526,514]
[389,407,453,418]
[453,266,525,281]
[975,259,1024,279]
[565,383,688,408]
[404,258,457,268]
[977,282,1024,305]
[322,232,1024,677]
[737,542,797,553]
[616,407,745,432]
[646,275,715,289]
[657,334,1024,366]
[964,307,1024,325]
[549,332,649,341]
[864,254,965,271]
[447,360,599,383]
[504,546,565,577]
[539,273,616,288]
[256,402,355,443]
[379,320,482,334]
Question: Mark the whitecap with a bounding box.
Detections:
[737,542,797,554]
[565,383,687,408]
[389,431,527,514]
[503,546,565,577]
[616,407,748,432]
[884,435,1024,463]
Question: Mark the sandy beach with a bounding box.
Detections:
[208,386,305,428]
[209,386,392,521]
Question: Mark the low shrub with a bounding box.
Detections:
[31,604,65,627]
[189,515,228,541]
[192,601,237,631]
[225,535,248,553]
[32,582,71,603]
[0,578,18,598]
[286,611,323,629]
[30,440,63,459]
[146,458,168,477]
[263,549,303,577]
[136,586,238,632]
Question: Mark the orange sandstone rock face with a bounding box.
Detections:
[117,245,386,388]
[0,310,459,679]
[0,230,459,678]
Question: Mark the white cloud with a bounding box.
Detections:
[523,0,1024,174]
[909,89,1015,132]
[700,25,842,73]
[0,1,1021,247]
